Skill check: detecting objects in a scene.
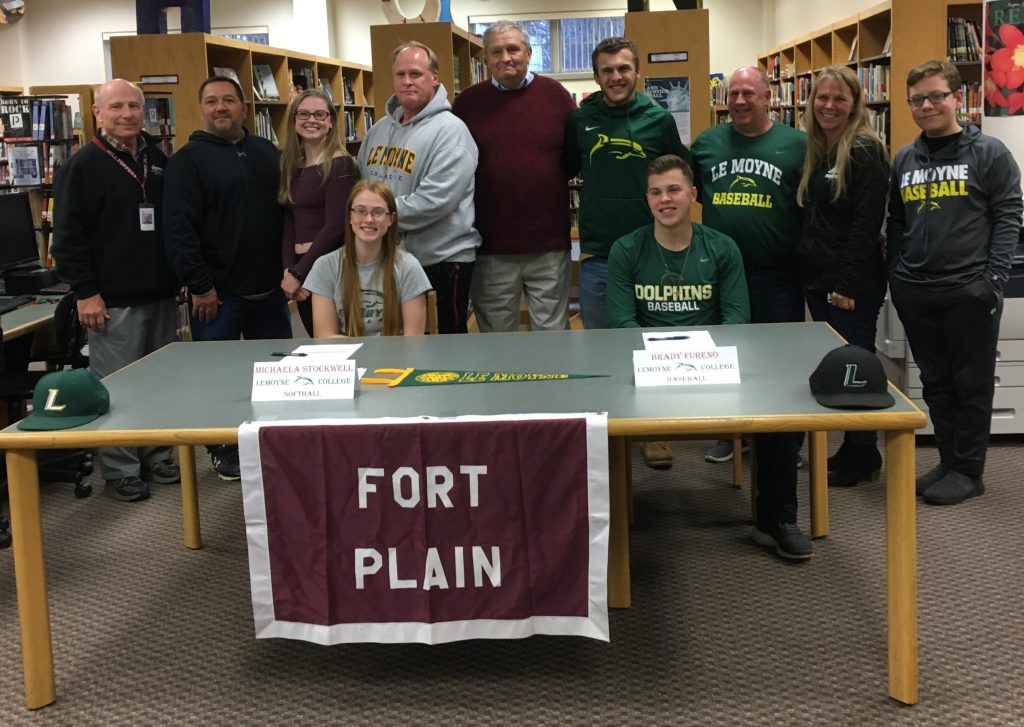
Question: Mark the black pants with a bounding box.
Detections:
[747,267,805,526]
[890,277,1002,478]
[424,261,474,334]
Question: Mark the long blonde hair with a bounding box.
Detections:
[798,65,885,205]
[340,180,403,337]
[277,89,349,204]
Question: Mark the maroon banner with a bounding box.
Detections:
[239,414,610,643]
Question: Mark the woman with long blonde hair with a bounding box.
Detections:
[278,88,358,335]
[797,65,891,486]
[304,180,430,337]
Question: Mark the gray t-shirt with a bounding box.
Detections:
[304,248,431,335]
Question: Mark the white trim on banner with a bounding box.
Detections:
[238,413,610,644]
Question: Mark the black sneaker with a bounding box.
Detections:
[752,522,813,560]
[915,463,949,496]
[106,476,151,502]
[142,459,180,484]
[211,445,241,481]
[921,470,984,506]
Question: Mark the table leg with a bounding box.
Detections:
[607,436,631,608]
[732,436,743,488]
[7,449,56,710]
[885,428,918,705]
[625,441,634,526]
[808,431,829,538]
[179,445,202,550]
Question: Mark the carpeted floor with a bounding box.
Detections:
[1,436,1022,725]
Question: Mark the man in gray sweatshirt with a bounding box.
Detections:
[358,41,481,333]
[887,59,1023,506]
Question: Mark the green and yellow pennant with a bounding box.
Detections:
[362,368,607,387]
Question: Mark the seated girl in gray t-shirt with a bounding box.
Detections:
[304,181,431,336]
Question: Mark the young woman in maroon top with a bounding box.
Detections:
[278,89,359,335]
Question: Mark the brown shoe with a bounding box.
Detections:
[643,441,673,470]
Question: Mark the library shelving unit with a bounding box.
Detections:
[338,61,375,151]
[947,0,983,125]
[369,22,485,119]
[625,8,712,145]
[757,0,974,153]
[1,88,93,266]
[109,33,373,148]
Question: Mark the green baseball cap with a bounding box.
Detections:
[18,369,110,430]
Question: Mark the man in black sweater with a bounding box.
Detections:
[163,75,291,480]
[52,78,181,502]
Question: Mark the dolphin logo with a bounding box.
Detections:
[589,133,647,162]
[729,175,758,191]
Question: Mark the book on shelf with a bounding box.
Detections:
[213,66,243,92]
[291,67,315,95]
[31,98,74,141]
[319,79,335,103]
[363,109,374,135]
[143,96,175,137]
[343,110,358,142]
[882,29,892,55]
[254,108,279,145]
[848,35,858,63]
[342,76,355,105]
[0,96,33,141]
[452,55,462,92]
[253,64,280,101]
[10,144,41,185]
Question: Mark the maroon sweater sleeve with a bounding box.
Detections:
[293,155,359,280]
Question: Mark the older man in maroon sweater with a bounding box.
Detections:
[453,20,577,332]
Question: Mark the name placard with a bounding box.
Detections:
[633,346,741,387]
[252,358,356,401]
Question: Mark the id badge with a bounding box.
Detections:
[139,203,156,232]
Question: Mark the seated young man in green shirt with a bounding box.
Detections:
[606,154,751,477]
[606,154,750,329]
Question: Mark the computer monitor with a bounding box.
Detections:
[0,191,41,273]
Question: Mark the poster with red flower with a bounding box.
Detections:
[986,0,1024,115]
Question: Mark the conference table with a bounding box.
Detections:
[0,323,927,709]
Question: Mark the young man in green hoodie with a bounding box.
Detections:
[565,36,690,469]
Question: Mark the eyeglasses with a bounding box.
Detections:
[295,109,330,121]
[350,206,390,220]
[907,91,954,108]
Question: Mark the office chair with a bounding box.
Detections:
[0,299,95,549]
[425,289,439,335]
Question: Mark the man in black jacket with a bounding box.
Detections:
[163,75,292,480]
[52,78,181,502]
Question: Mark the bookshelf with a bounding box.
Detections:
[625,9,712,145]
[758,1,979,153]
[1,90,92,266]
[947,1,983,125]
[109,33,373,148]
[369,22,485,119]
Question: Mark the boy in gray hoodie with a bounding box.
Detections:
[888,59,1022,506]
[358,41,481,333]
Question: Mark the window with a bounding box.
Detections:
[471,15,625,77]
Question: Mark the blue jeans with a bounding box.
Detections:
[579,256,608,330]
[189,290,293,342]
[804,287,886,450]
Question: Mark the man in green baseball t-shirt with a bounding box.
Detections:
[691,66,811,561]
